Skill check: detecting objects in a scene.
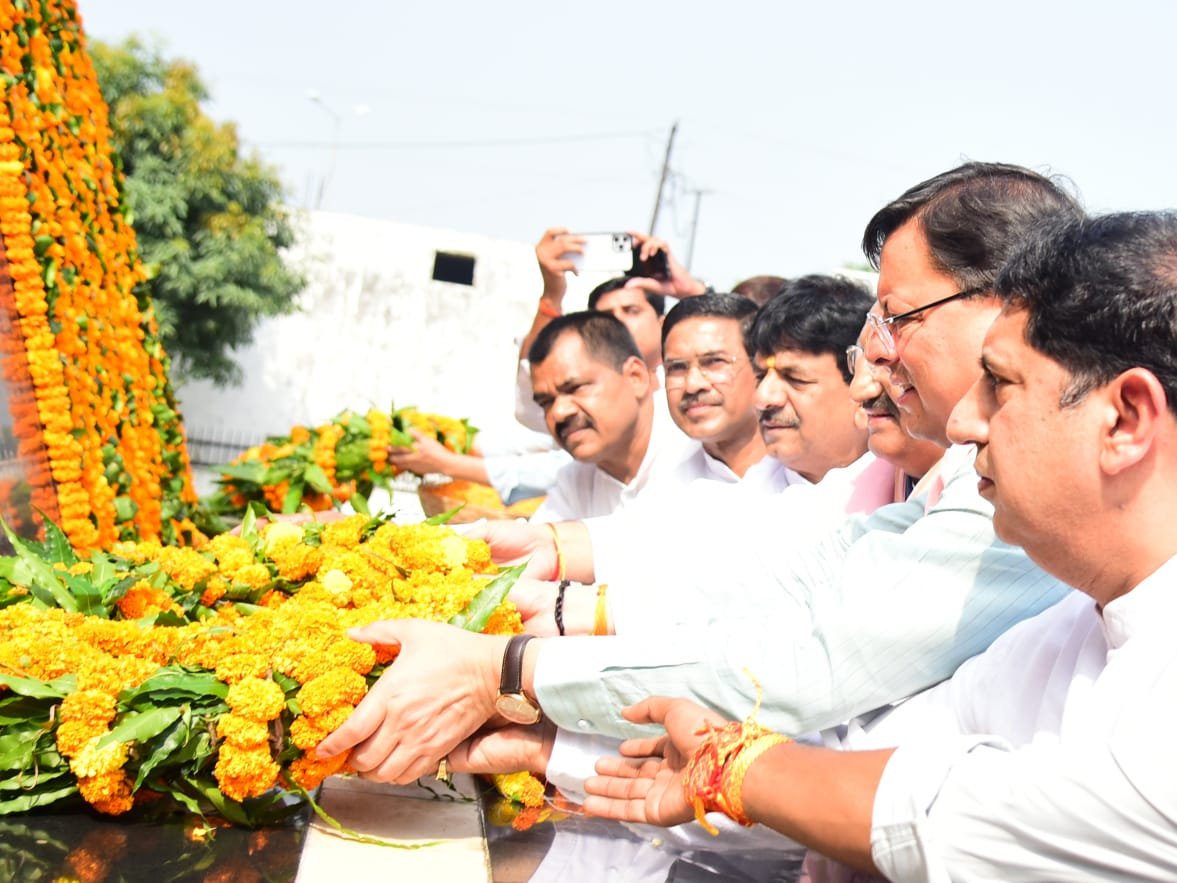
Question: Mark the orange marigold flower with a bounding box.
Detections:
[296,668,367,718]
[78,771,135,815]
[287,750,350,791]
[214,743,280,802]
[216,713,271,749]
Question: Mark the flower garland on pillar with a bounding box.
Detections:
[0,0,201,550]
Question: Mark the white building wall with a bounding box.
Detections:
[175,211,602,450]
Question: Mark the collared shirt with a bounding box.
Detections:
[533,444,1073,739]
[582,445,786,585]
[864,554,1177,882]
[529,409,695,523]
[601,451,897,631]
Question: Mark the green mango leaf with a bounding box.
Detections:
[0,519,76,612]
[0,729,47,769]
[62,572,106,617]
[189,779,253,826]
[133,712,192,789]
[113,495,138,523]
[98,706,183,749]
[281,479,304,514]
[121,668,228,703]
[0,769,71,793]
[349,492,371,517]
[424,506,462,525]
[0,672,74,699]
[303,463,333,494]
[0,782,77,813]
[447,564,525,632]
[36,515,77,567]
[217,462,269,484]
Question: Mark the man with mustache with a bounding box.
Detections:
[583,211,1177,881]
[526,311,694,523]
[316,163,1081,788]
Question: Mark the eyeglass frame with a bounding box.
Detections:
[864,287,985,355]
[845,344,865,378]
[662,352,745,389]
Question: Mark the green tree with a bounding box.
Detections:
[91,37,303,386]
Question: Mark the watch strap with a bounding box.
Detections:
[499,634,534,696]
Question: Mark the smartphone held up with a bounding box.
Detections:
[560,232,669,280]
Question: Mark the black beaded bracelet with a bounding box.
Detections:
[554,579,571,636]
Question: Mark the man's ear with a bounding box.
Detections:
[1099,368,1168,476]
[622,355,652,398]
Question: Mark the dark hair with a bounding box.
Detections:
[731,275,788,307]
[996,211,1177,415]
[862,162,1085,290]
[587,276,666,316]
[660,292,759,349]
[744,275,873,383]
[528,310,642,371]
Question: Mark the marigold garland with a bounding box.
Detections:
[0,514,532,824]
[0,0,201,551]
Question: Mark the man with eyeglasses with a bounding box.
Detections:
[660,293,766,482]
[315,163,1085,794]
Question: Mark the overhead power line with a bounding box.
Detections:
[249,130,659,151]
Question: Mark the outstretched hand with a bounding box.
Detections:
[316,619,509,784]
[583,696,729,827]
[386,427,460,477]
[461,519,557,578]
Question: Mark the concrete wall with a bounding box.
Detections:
[175,211,602,454]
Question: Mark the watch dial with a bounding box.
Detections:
[496,693,541,725]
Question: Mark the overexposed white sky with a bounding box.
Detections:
[78,0,1176,288]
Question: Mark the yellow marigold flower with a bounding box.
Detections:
[225,677,285,722]
[297,668,367,718]
[58,688,117,726]
[319,568,352,596]
[214,743,280,802]
[288,715,327,751]
[155,545,218,591]
[228,562,271,590]
[70,736,129,778]
[78,771,134,815]
[214,652,271,684]
[68,561,94,576]
[319,515,367,549]
[492,771,546,808]
[267,540,322,582]
[207,533,251,560]
[261,520,303,553]
[56,720,107,758]
[216,713,270,749]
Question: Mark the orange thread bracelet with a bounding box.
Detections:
[537,298,562,318]
[592,583,609,635]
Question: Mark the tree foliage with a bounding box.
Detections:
[91,37,303,386]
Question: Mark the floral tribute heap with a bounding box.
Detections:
[0,513,531,824]
[206,406,477,517]
[0,0,202,552]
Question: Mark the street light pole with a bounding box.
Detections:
[307,90,341,209]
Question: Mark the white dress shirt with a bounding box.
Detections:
[859,554,1177,882]
[532,444,1073,739]
[529,409,695,523]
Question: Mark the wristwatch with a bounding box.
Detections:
[495,634,542,725]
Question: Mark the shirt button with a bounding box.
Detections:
[576,718,593,730]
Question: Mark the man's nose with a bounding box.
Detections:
[755,373,787,411]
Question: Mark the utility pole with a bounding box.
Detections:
[685,187,708,271]
[648,121,678,235]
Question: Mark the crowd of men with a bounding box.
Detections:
[324,162,1177,881]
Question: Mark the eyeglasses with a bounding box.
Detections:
[845,344,865,377]
[865,287,984,356]
[664,354,743,389]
